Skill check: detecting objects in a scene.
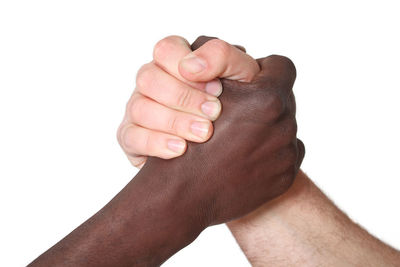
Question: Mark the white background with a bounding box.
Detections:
[1,0,399,266]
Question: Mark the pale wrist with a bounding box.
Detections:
[227,171,312,263]
[228,171,400,267]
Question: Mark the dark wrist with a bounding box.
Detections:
[118,158,208,264]
[139,157,214,229]
[30,158,207,267]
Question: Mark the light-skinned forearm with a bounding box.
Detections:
[228,170,400,267]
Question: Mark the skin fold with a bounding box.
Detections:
[29,37,304,266]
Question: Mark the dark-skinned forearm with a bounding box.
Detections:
[29,162,206,267]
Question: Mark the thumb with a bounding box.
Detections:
[179,36,260,83]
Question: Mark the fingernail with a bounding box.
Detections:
[201,101,221,120]
[167,139,186,154]
[205,79,223,97]
[190,121,210,139]
[180,54,207,74]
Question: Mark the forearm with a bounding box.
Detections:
[29,162,204,267]
[228,170,400,267]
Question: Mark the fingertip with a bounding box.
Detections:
[200,99,222,121]
[153,35,190,64]
[166,138,187,157]
[189,119,214,143]
[204,79,223,97]
[128,155,147,169]
[201,121,214,143]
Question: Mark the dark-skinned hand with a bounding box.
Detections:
[140,36,305,226]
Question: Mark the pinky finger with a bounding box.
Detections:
[119,123,187,162]
[126,154,147,169]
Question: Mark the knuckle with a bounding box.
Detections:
[143,131,154,154]
[129,95,146,121]
[269,55,296,69]
[153,35,187,62]
[263,92,285,121]
[268,55,297,80]
[135,63,153,90]
[116,123,125,147]
[166,115,179,133]
[153,36,173,62]
[207,39,231,59]
[176,87,193,109]
[285,143,299,166]
[276,143,298,170]
[297,139,306,160]
[280,119,298,142]
[122,126,140,151]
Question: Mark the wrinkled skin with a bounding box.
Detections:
[140,36,305,226]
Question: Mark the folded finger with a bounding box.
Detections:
[120,123,187,160]
[128,93,213,142]
[136,63,222,120]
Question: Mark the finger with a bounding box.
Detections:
[117,121,148,168]
[153,35,209,91]
[119,123,187,160]
[254,55,297,90]
[128,93,213,142]
[136,63,222,120]
[179,37,260,83]
[127,154,147,169]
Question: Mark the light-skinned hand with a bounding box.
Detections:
[117,35,260,167]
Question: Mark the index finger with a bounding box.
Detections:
[179,36,260,83]
[153,35,207,91]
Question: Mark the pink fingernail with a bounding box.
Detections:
[205,79,223,97]
[180,54,207,74]
[167,139,186,153]
[190,121,210,139]
[201,100,221,120]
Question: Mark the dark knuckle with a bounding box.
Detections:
[281,119,298,140]
[287,143,298,163]
[264,92,284,121]
[273,55,297,80]
[270,55,296,68]
[278,144,298,169]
